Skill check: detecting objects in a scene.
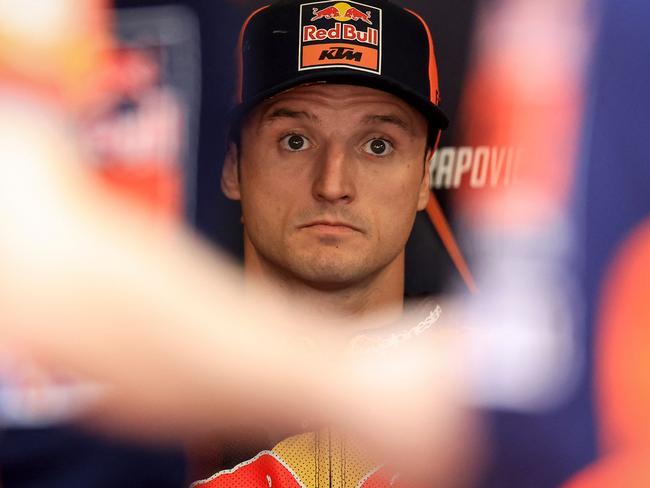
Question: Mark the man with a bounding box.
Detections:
[192,0,464,486]
[224,0,447,318]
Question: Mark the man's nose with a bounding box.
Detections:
[311,145,356,203]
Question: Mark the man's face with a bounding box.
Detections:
[222,84,432,289]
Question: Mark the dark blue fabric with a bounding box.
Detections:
[579,0,650,293]
[0,426,186,487]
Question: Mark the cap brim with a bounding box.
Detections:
[230,69,449,135]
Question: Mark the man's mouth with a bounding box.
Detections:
[300,220,362,234]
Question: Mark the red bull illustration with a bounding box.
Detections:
[343,7,372,24]
[311,5,341,21]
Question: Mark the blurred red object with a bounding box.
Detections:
[0,0,112,109]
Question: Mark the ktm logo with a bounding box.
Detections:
[319,46,362,61]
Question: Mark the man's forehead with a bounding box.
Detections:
[252,83,426,128]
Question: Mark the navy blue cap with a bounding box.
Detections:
[232,0,449,136]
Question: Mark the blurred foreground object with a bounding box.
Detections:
[0,1,188,485]
[0,0,110,107]
[456,0,589,411]
[450,0,594,485]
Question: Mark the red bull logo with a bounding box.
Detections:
[299,1,382,74]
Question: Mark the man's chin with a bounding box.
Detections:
[297,272,361,291]
[288,257,371,291]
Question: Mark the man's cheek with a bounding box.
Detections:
[386,205,417,242]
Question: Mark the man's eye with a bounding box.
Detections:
[362,138,394,156]
[280,134,311,152]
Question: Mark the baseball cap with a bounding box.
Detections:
[231,0,449,142]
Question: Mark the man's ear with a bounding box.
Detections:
[221,142,242,201]
[417,146,435,211]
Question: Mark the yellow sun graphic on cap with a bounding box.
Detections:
[333,2,353,21]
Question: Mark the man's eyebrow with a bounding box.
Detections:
[361,114,413,135]
[262,107,320,123]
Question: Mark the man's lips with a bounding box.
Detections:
[300,220,362,233]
